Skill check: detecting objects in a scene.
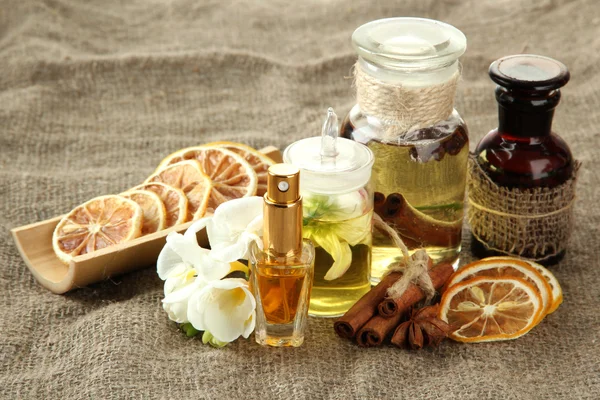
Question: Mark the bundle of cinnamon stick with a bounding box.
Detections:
[334,262,454,347]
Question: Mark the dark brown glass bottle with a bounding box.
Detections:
[472,54,573,264]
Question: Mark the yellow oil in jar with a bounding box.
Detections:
[368,129,468,283]
[305,210,372,317]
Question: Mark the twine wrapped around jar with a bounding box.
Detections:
[353,61,460,141]
[468,155,581,262]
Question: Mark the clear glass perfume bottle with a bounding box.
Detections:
[340,18,468,282]
[249,164,315,347]
[284,108,374,317]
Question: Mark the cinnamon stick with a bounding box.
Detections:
[333,271,403,339]
[378,256,433,318]
[374,193,461,248]
[355,263,454,347]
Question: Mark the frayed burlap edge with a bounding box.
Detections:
[467,155,581,262]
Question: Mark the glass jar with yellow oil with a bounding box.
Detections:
[284,108,374,317]
[341,18,469,283]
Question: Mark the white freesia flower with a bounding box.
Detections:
[157,231,230,282]
[158,231,232,323]
[186,196,263,262]
[187,278,256,343]
[158,197,262,343]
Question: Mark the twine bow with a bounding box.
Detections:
[373,214,436,303]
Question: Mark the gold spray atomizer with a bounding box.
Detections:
[262,164,302,256]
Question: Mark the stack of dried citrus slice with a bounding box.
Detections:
[52,142,274,264]
[438,256,563,343]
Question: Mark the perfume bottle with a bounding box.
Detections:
[249,164,315,347]
[283,108,374,317]
[340,18,468,281]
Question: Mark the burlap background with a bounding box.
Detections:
[1,1,599,399]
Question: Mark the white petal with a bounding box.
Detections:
[210,237,252,262]
[156,244,181,281]
[163,301,189,323]
[245,214,263,236]
[204,284,255,343]
[206,219,235,249]
[187,289,209,331]
[166,232,206,266]
[213,197,263,229]
[208,278,247,290]
[163,279,202,304]
[242,310,256,339]
[184,217,211,239]
[206,197,263,250]
[164,269,185,295]
[157,243,184,280]
[161,272,200,323]
[196,257,231,281]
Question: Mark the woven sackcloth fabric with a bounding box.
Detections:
[1,1,599,399]
[468,157,581,261]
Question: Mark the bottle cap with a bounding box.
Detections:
[489,54,570,92]
[266,164,300,204]
[283,108,374,195]
[352,18,466,71]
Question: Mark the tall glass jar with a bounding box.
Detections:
[284,109,374,317]
[340,18,468,283]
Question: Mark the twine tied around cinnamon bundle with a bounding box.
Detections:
[353,61,460,142]
[373,214,436,304]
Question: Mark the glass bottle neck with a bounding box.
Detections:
[496,87,560,138]
[498,106,555,137]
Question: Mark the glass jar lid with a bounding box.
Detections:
[283,108,374,195]
[352,18,467,70]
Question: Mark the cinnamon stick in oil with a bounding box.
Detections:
[334,271,403,339]
[374,193,461,248]
[356,263,454,347]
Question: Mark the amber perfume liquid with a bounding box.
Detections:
[308,211,372,317]
[342,117,468,283]
[250,240,314,347]
[256,266,308,325]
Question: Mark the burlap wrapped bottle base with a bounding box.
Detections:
[467,155,581,262]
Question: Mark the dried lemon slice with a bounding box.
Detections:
[204,141,274,196]
[445,258,553,317]
[439,276,544,343]
[121,189,167,235]
[155,146,257,212]
[145,160,212,221]
[131,182,188,228]
[484,256,563,314]
[52,195,143,264]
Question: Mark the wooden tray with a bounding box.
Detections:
[12,146,282,294]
